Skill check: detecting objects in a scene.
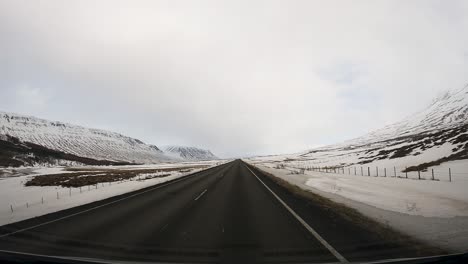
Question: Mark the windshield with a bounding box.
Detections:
[0,1,467,263]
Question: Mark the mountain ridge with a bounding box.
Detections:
[254,84,468,172]
[163,145,218,161]
[0,111,172,165]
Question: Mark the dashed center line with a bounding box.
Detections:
[194,189,208,201]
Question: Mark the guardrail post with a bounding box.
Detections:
[394,167,396,177]
[431,169,434,180]
[376,167,379,177]
[418,171,421,180]
[405,167,408,178]
[368,167,370,176]
[384,168,387,177]
[449,168,452,182]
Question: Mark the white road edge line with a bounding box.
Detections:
[0,168,215,239]
[194,189,208,201]
[246,165,349,263]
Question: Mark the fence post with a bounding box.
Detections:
[57,192,59,199]
[42,197,44,204]
[348,168,350,175]
[361,167,363,176]
[10,205,13,212]
[394,167,396,177]
[431,169,434,180]
[384,168,387,177]
[69,188,71,196]
[26,202,29,208]
[449,168,452,182]
[405,167,408,179]
[376,167,379,177]
[354,167,356,175]
[80,187,82,193]
[368,167,370,176]
[418,171,421,180]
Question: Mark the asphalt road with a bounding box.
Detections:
[0,160,439,263]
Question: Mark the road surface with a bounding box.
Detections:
[0,160,439,263]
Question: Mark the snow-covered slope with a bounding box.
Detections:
[251,84,468,173]
[163,146,218,161]
[0,112,172,164]
[345,84,468,146]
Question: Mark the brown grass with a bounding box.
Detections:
[25,165,208,188]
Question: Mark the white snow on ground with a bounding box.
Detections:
[247,161,468,252]
[0,160,226,226]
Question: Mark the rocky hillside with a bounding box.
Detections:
[0,134,134,167]
[253,84,468,172]
[0,112,172,165]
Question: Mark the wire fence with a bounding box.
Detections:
[6,175,163,215]
[5,165,217,216]
[277,161,467,182]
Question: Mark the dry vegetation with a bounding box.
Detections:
[25,165,209,188]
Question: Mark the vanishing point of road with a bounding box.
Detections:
[0,160,440,263]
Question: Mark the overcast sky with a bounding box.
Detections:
[1,1,468,158]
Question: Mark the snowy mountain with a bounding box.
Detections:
[0,134,133,167]
[163,146,218,161]
[0,112,173,165]
[252,84,468,172]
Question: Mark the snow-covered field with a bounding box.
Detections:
[247,160,468,252]
[0,160,225,226]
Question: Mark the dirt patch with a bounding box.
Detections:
[250,165,446,257]
[25,166,208,188]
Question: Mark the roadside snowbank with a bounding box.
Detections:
[249,162,468,252]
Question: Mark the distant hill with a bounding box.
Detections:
[163,145,218,161]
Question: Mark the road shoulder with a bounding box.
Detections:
[245,162,447,259]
